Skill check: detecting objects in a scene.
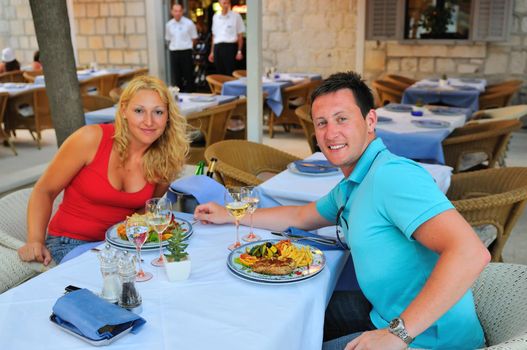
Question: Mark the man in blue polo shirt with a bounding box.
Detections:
[194,72,490,349]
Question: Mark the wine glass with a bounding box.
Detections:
[225,187,250,250]
[125,217,152,282]
[146,197,172,267]
[241,186,261,242]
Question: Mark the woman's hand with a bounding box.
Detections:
[18,242,52,266]
[194,202,232,225]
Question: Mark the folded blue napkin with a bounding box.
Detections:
[170,175,227,205]
[52,289,146,341]
[293,160,338,174]
[285,227,347,251]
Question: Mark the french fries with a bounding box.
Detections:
[277,241,313,268]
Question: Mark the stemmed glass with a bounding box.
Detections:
[125,216,152,282]
[146,197,172,267]
[241,186,261,242]
[225,187,250,250]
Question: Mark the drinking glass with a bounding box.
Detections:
[225,187,249,250]
[146,197,172,267]
[125,217,152,282]
[241,186,260,242]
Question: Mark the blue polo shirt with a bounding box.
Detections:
[316,138,484,349]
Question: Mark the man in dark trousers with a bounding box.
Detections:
[165,3,198,92]
[208,0,245,76]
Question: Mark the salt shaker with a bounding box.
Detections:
[97,244,121,303]
[117,251,142,313]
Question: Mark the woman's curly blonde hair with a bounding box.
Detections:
[114,75,189,184]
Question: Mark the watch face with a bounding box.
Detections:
[389,318,401,330]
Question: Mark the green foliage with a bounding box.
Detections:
[164,227,188,262]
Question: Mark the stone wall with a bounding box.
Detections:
[0,0,38,67]
[363,0,527,103]
[73,0,148,68]
[262,0,357,78]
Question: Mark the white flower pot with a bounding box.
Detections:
[163,256,191,282]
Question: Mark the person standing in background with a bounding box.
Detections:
[165,3,198,92]
[208,0,245,76]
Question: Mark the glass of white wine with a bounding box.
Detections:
[241,186,260,242]
[145,197,172,267]
[225,187,249,250]
[125,216,152,282]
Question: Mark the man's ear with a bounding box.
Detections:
[365,109,376,132]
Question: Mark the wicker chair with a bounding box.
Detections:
[204,140,300,187]
[22,70,43,83]
[0,92,17,155]
[205,74,236,94]
[81,94,115,112]
[468,105,527,125]
[371,79,404,107]
[186,100,238,164]
[0,188,60,293]
[472,263,527,348]
[485,79,523,92]
[0,70,25,83]
[232,70,247,78]
[384,74,417,87]
[295,104,319,153]
[442,119,521,173]
[79,73,118,97]
[479,85,520,110]
[225,97,247,140]
[447,167,527,262]
[268,81,311,138]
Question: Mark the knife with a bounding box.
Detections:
[271,231,337,245]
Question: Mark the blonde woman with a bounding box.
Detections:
[18,75,189,265]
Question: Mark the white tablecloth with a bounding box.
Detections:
[0,214,347,350]
[259,153,453,207]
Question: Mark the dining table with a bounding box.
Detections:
[375,103,469,164]
[0,82,39,96]
[33,68,135,85]
[84,93,238,125]
[0,212,348,350]
[402,77,487,112]
[221,73,322,117]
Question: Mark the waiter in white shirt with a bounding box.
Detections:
[208,0,245,76]
[165,3,198,92]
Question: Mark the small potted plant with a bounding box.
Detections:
[163,227,191,282]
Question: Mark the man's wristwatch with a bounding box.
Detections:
[388,317,413,345]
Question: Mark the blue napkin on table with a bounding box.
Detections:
[52,289,146,341]
[170,175,227,205]
[293,160,338,174]
[285,227,347,251]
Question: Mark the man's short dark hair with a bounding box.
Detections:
[311,71,374,118]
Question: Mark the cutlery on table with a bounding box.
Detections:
[271,231,337,245]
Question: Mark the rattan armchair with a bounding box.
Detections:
[268,81,310,138]
[0,70,25,83]
[204,140,300,187]
[485,79,523,92]
[186,100,238,164]
[384,74,416,90]
[232,70,247,78]
[468,105,527,125]
[22,70,43,83]
[0,188,60,293]
[479,85,520,110]
[0,92,17,155]
[473,263,527,349]
[442,119,521,173]
[81,94,115,112]
[205,74,236,94]
[295,104,319,153]
[371,79,404,107]
[79,73,118,97]
[447,167,527,262]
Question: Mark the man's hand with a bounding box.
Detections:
[208,52,214,63]
[235,50,243,61]
[18,242,52,266]
[194,202,232,225]
[345,329,407,350]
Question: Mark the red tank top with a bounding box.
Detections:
[48,124,155,241]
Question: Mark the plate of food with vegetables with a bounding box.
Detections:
[227,239,326,284]
[105,213,193,251]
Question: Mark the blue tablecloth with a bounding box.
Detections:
[222,79,292,116]
[402,86,480,113]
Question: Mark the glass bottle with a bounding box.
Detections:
[117,251,142,312]
[97,244,121,303]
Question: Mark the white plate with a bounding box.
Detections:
[287,162,341,177]
[189,96,216,103]
[105,216,193,251]
[226,240,326,284]
[411,119,450,129]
